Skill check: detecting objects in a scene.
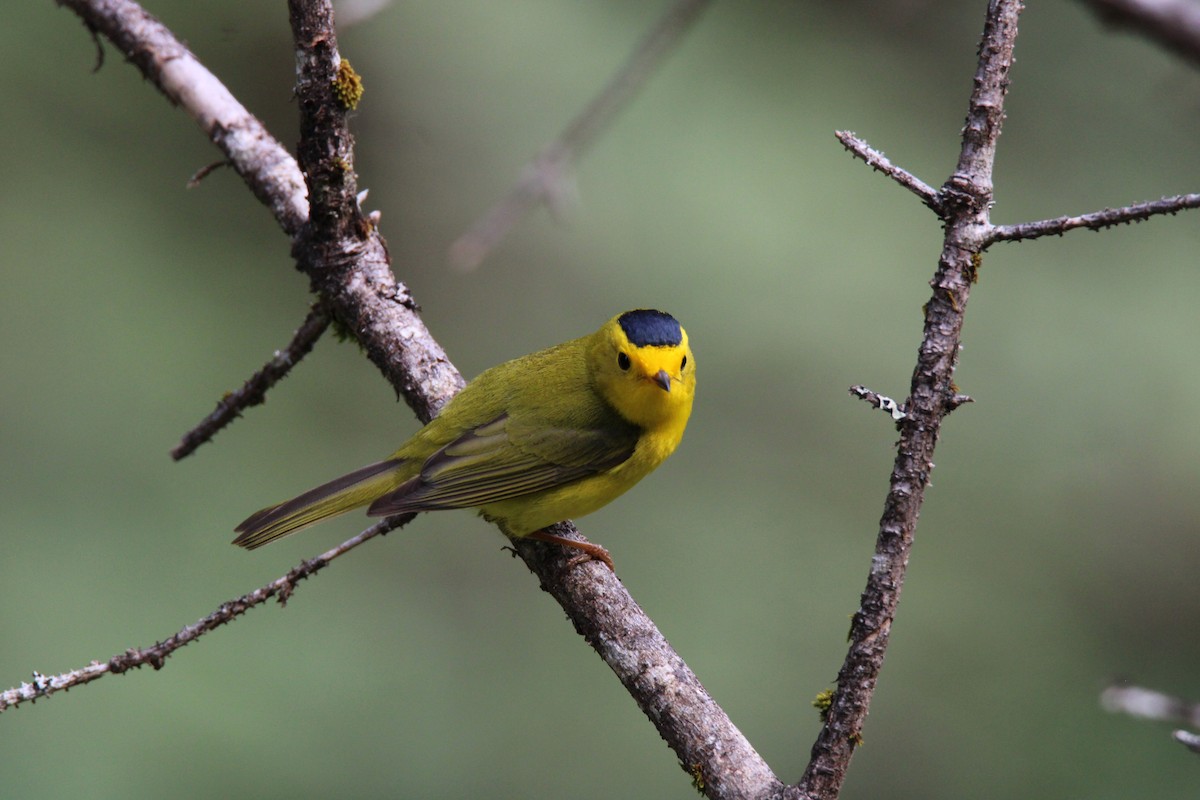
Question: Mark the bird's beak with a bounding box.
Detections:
[652,369,671,392]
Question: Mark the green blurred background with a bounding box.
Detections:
[4,1,1200,797]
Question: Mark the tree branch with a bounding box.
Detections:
[835,131,942,214]
[987,193,1200,244]
[171,304,330,460]
[1102,682,1200,756]
[1101,682,1200,727]
[1078,0,1200,68]
[0,515,411,712]
[798,3,1023,796]
[447,0,714,270]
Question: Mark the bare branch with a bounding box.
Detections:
[0,515,411,712]
[946,392,975,412]
[987,193,1200,244]
[447,0,714,270]
[799,4,1024,796]
[1079,0,1200,68]
[836,131,942,213]
[171,305,331,461]
[512,527,792,800]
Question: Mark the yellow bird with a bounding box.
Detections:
[233,309,695,568]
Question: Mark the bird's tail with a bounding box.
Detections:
[233,458,407,550]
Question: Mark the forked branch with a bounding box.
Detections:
[800,4,1023,796]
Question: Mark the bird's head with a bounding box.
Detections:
[590,309,695,430]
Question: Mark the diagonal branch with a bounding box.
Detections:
[0,515,411,712]
[171,304,330,460]
[835,131,942,213]
[798,3,1024,797]
[447,0,714,270]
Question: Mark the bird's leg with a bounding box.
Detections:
[526,529,614,572]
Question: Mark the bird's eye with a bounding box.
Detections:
[617,352,631,371]
[681,355,687,371]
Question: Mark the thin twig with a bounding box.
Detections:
[171,305,331,460]
[848,384,908,421]
[0,515,411,712]
[799,4,1024,797]
[447,0,713,270]
[186,159,231,188]
[987,193,1200,245]
[836,131,942,213]
[1079,0,1200,68]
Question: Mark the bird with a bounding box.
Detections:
[233,309,695,569]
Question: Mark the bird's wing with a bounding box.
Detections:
[367,413,638,515]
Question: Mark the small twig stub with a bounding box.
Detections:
[849,384,908,421]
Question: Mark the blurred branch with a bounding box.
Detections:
[447,0,713,271]
[1079,0,1200,68]
[172,304,330,460]
[987,193,1200,244]
[799,4,1023,797]
[1102,682,1200,756]
[335,0,393,28]
[1174,730,1200,754]
[0,515,411,712]
[1101,682,1200,727]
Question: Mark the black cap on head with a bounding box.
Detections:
[618,309,682,348]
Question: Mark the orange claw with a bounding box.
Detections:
[526,529,615,572]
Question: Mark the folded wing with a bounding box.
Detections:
[367,413,638,516]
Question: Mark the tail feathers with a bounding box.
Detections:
[233,458,406,550]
